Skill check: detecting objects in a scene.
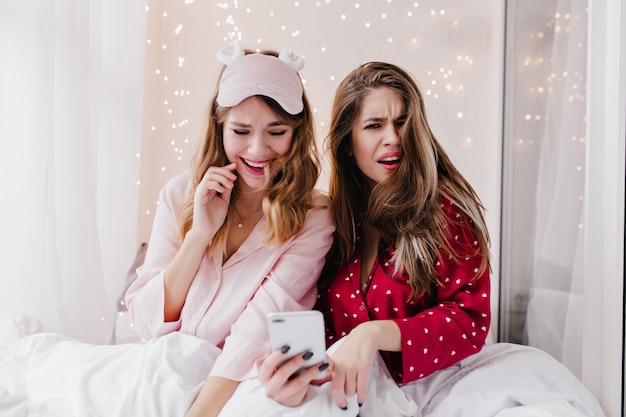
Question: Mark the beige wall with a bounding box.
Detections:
[138,0,505,332]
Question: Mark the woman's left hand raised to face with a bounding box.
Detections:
[259,347,331,407]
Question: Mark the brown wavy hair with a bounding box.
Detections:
[321,61,490,296]
[177,48,321,256]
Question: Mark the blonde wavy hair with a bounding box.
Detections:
[177,48,321,256]
[321,61,490,296]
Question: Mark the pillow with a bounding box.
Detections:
[0,314,43,348]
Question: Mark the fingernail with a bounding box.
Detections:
[318,362,329,371]
[302,351,313,360]
[340,406,348,410]
[358,402,363,407]
[280,345,290,354]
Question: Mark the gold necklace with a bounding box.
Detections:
[233,204,262,229]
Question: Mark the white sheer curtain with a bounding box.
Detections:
[524,0,588,378]
[0,0,146,344]
[500,0,588,378]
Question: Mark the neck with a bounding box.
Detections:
[234,193,263,214]
[232,191,264,229]
[360,223,380,284]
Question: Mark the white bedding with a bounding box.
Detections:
[0,315,606,417]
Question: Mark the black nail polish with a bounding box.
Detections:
[318,362,329,371]
[302,351,313,360]
[358,402,363,407]
[280,345,290,354]
[340,406,348,410]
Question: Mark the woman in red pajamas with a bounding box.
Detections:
[260,61,491,412]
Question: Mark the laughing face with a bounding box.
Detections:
[223,96,294,192]
[350,87,404,186]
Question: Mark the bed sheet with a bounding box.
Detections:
[0,315,214,417]
[219,338,606,417]
[0,315,606,417]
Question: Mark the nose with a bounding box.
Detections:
[248,132,268,154]
[382,124,400,146]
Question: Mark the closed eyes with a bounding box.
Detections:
[231,129,288,136]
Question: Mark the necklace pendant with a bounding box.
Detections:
[237,221,243,229]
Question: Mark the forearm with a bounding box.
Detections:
[185,376,239,417]
[353,319,402,352]
[163,231,210,321]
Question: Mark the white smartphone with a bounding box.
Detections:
[267,310,327,378]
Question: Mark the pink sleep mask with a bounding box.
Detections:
[216,40,305,115]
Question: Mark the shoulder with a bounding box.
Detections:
[439,195,459,218]
[163,170,194,191]
[438,195,479,247]
[302,189,334,229]
[439,195,471,229]
[310,189,331,207]
[159,170,195,206]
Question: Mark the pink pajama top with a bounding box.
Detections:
[125,171,335,381]
[317,198,490,385]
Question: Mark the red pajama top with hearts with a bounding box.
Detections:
[316,198,491,385]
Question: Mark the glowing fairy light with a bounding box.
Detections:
[136,0,577,268]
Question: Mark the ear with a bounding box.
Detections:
[216,40,245,66]
[278,49,305,72]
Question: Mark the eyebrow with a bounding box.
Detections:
[362,116,386,124]
[228,120,289,128]
[361,115,407,124]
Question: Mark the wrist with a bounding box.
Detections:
[355,320,401,352]
[185,228,213,248]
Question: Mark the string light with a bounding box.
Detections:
[118,1,584,354]
[136,0,587,282]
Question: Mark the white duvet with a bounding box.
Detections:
[0,315,606,417]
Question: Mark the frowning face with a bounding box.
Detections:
[350,87,405,186]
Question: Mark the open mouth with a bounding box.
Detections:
[241,157,269,173]
[240,157,273,185]
[377,154,401,171]
[378,155,400,165]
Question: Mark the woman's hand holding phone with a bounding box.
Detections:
[260,311,331,407]
[259,347,331,406]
